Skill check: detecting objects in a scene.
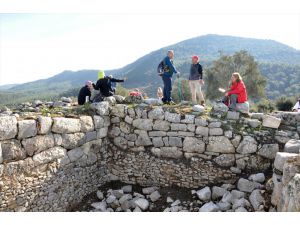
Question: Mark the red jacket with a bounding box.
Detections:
[228,80,247,103]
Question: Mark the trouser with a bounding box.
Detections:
[189,80,204,104]
[222,94,238,110]
[162,75,172,102]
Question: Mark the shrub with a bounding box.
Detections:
[256,98,275,113]
[115,84,130,97]
[276,96,294,111]
[171,78,192,103]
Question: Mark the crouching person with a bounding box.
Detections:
[78,81,95,105]
[94,70,125,97]
[223,72,248,111]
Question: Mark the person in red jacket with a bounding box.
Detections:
[223,72,248,111]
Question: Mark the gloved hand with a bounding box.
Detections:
[176,72,180,78]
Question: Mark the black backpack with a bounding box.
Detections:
[157,59,169,76]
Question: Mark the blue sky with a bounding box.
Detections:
[0,3,300,85]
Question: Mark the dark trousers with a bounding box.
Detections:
[162,75,172,103]
[222,94,238,110]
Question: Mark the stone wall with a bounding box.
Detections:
[271,148,300,211]
[0,114,111,211]
[1,101,300,211]
[105,105,299,189]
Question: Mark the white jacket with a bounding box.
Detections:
[292,101,300,112]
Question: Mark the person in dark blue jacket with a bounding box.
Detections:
[161,50,179,104]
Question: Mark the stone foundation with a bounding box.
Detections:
[0,102,300,211]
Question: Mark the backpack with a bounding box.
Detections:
[157,59,169,76]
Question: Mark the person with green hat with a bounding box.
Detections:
[98,70,105,80]
[94,70,125,97]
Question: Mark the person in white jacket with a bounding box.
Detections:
[292,98,300,112]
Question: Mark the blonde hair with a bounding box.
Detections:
[232,72,242,83]
[157,87,163,98]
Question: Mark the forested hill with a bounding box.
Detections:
[1,34,300,105]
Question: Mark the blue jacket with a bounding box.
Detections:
[163,56,177,77]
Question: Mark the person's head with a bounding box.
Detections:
[85,80,93,90]
[167,50,174,59]
[134,88,140,92]
[108,74,113,79]
[192,55,199,64]
[98,70,105,80]
[231,72,242,83]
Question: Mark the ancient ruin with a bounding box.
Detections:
[0,97,300,212]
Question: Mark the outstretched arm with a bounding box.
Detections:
[111,78,124,83]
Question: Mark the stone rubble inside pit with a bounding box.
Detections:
[0,95,300,212]
[75,172,271,212]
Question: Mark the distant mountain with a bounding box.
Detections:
[0,84,18,90]
[1,34,300,105]
[114,34,300,90]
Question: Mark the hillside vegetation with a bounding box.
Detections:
[1,34,300,105]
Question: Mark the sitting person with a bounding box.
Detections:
[222,72,248,111]
[78,81,94,105]
[157,87,163,100]
[94,70,125,97]
[292,98,300,112]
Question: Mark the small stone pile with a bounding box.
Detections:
[0,97,75,118]
[81,172,270,212]
[88,185,160,212]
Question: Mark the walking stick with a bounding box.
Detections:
[177,77,184,102]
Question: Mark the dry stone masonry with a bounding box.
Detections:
[0,99,300,212]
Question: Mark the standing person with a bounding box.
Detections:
[222,72,248,111]
[78,81,94,105]
[94,70,125,97]
[189,55,205,106]
[160,50,179,105]
[292,98,300,112]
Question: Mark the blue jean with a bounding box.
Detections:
[162,75,172,102]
